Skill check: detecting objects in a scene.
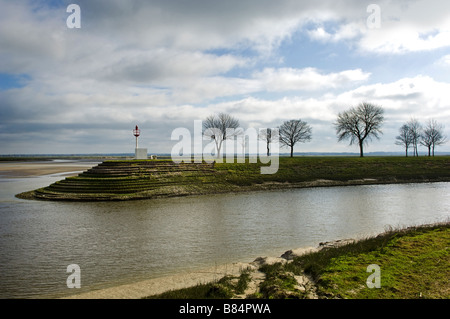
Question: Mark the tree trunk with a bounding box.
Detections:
[267,143,270,157]
[215,140,222,159]
[359,140,364,157]
[290,145,294,158]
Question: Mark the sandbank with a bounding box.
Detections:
[0,161,99,178]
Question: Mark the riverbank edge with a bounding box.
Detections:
[59,243,339,299]
[15,176,450,202]
[62,221,449,299]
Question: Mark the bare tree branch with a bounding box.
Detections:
[278,119,312,157]
[335,102,384,157]
[421,119,447,156]
[395,124,414,157]
[203,113,240,158]
[407,118,422,157]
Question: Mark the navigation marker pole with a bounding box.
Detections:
[133,125,140,149]
[133,125,147,159]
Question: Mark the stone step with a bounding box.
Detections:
[34,160,218,199]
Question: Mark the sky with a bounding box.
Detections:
[1,0,450,155]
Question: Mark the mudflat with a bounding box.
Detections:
[0,161,98,178]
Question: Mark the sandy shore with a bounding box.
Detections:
[62,247,319,299]
[63,262,255,299]
[0,161,99,177]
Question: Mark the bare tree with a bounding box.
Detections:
[421,119,447,156]
[395,123,414,157]
[335,102,384,157]
[258,128,279,156]
[203,113,240,159]
[238,133,248,158]
[407,118,422,157]
[278,119,312,157]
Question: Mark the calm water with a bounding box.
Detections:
[0,168,449,298]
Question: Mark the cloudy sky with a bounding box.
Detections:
[1,0,450,155]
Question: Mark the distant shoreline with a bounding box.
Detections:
[1,151,450,160]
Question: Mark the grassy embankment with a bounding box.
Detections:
[16,156,450,201]
[145,222,450,299]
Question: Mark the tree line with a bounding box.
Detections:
[203,113,312,158]
[202,102,447,158]
[395,118,447,157]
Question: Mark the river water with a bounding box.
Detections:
[0,165,449,298]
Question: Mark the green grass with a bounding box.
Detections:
[290,222,450,299]
[256,262,307,299]
[144,268,252,299]
[215,156,450,185]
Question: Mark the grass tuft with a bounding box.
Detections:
[144,268,253,299]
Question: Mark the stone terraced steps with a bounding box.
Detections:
[33,160,217,200]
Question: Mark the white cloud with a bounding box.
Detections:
[360,25,450,54]
[436,54,450,67]
[307,22,363,43]
[203,75,450,128]
[307,27,332,42]
[302,0,450,55]
[253,67,370,92]
[336,76,450,120]
[357,1,450,54]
